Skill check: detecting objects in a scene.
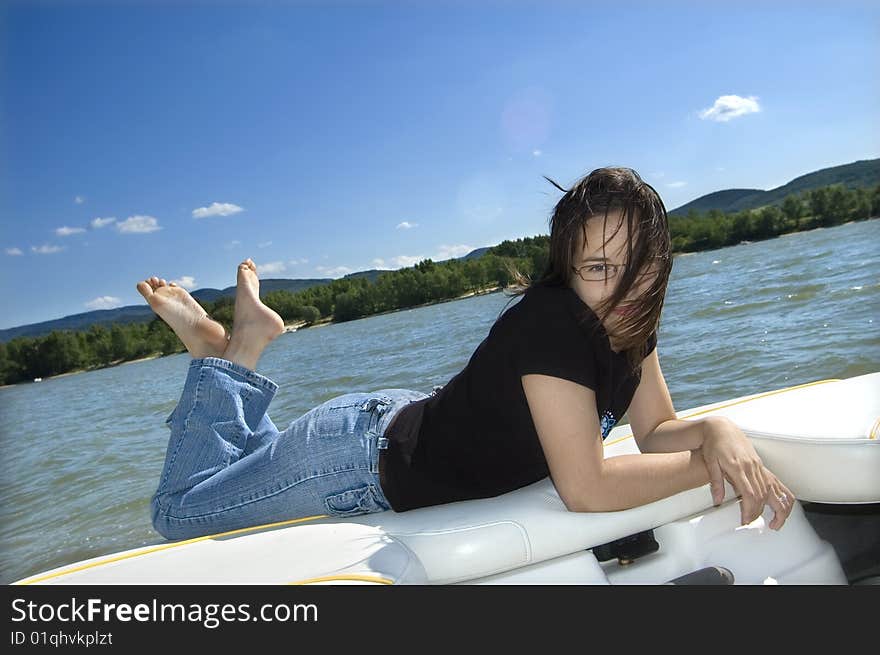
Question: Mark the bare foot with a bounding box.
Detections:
[136,277,229,358]
[223,259,284,370]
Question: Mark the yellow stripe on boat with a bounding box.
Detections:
[15,514,329,585]
[288,574,395,585]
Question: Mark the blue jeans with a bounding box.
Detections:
[151,357,429,541]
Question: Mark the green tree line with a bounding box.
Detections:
[670,183,879,252]
[2,182,876,386]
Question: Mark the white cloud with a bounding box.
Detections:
[31,244,64,254]
[224,240,241,249]
[74,195,85,204]
[171,275,197,290]
[436,244,473,260]
[396,221,419,230]
[372,258,388,268]
[117,215,161,234]
[257,241,273,248]
[698,94,761,122]
[258,261,287,275]
[6,247,23,256]
[666,181,687,188]
[288,257,308,265]
[55,226,86,236]
[716,167,726,172]
[85,296,122,310]
[391,255,425,268]
[532,149,542,157]
[90,217,116,229]
[315,265,353,278]
[192,202,244,219]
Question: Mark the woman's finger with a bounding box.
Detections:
[768,486,792,530]
[747,461,769,516]
[774,478,797,528]
[707,458,725,505]
[733,469,759,525]
[767,492,785,530]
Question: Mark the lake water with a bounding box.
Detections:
[1,219,878,583]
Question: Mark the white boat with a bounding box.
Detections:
[14,372,880,586]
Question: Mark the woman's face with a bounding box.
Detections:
[569,211,658,336]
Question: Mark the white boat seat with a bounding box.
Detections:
[353,471,730,584]
[16,522,428,585]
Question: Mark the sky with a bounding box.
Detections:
[2,0,878,330]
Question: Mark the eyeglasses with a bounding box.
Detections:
[571,262,623,282]
[572,262,661,284]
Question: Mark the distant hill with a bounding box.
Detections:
[1,247,493,342]
[342,270,386,283]
[0,306,159,343]
[191,278,334,304]
[669,158,880,216]
[668,188,764,216]
[460,246,492,260]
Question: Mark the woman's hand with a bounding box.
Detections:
[700,416,793,529]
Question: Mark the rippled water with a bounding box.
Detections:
[1,219,878,583]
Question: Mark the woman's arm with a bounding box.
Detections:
[522,373,710,512]
[626,349,794,529]
[627,349,707,452]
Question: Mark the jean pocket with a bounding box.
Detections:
[323,483,387,517]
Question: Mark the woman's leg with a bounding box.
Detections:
[152,356,424,540]
[146,258,289,538]
[163,383,279,456]
[152,357,281,536]
[243,414,281,456]
[144,258,424,540]
[145,258,285,462]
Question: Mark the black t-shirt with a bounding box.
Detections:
[378,282,657,512]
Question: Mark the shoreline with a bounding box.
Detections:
[0,353,168,389]
[351,284,504,321]
[278,284,504,331]
[0,284,505,388]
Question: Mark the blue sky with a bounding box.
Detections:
[2,0,878,330]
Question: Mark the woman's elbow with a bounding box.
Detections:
[556,475,621,513]
[564,498,610,513]
[562,498,590,513]
[558,487,605,513]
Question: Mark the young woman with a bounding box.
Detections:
[140,167,794,541]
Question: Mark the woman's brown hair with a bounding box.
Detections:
[505,166,672,370]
